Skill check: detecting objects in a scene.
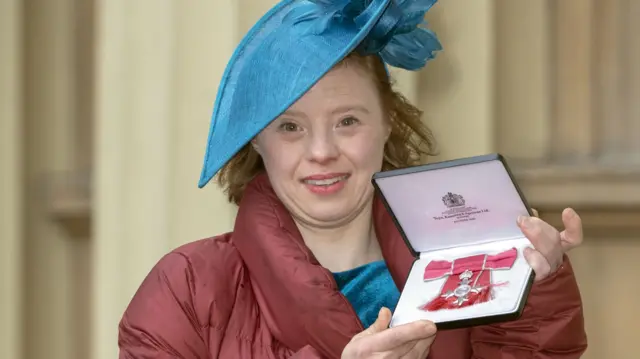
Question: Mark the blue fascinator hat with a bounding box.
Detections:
[198,0,442,188]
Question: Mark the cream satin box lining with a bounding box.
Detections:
[391,237,533,328]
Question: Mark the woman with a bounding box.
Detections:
[118,0,587,358]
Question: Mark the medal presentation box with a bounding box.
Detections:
[372,154,535,330]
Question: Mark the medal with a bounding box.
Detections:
[418,248,518,311]
[441,269,482,306]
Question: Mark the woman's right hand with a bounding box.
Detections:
[341,307,437,359]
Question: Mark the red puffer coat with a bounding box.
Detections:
[118,173,587,358]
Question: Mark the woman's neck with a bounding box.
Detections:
[295,202,383,273]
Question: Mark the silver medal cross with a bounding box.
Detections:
[441,269,480,306]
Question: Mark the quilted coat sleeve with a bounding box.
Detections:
[118,252,209,359]
[469,255,587,359]
[118,248,328,359]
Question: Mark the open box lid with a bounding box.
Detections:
[372,154,533,257]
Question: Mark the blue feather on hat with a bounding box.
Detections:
[288,0,441,70]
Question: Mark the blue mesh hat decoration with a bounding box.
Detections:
[198,0,442,188]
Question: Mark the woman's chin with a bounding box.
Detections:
[298,200,367,227]
[303,210,354,226]
[285,184,374,226]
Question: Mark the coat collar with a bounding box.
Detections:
[232,173,415,358]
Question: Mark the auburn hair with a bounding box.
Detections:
[216,52,437,205]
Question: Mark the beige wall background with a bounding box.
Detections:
[1,1,639,358]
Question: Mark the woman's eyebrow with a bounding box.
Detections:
[281,105,370,118]
[280,109,307,118]
[330,105,370,115]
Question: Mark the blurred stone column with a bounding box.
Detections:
[168,2,241,248]
[20,0,84,357]
[494,0,551,161]
[92,1,176,358]
[92,1,240,358]
[0,1,23,358]
[419,1,497,159]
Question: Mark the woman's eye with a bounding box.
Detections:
[279,122,300,132]
[339,116,359,127]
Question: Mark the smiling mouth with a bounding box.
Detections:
[301,174,350,186]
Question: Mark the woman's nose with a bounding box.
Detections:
[305,130,339,164]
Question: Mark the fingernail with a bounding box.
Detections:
[517,216,529,228]
[564,208,575,218]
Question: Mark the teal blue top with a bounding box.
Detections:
[332,260,400,328]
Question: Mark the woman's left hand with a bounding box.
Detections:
[517,208,583,281]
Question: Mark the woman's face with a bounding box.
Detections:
[253,64,390,228]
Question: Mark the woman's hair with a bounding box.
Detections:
[216,52,437,205]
